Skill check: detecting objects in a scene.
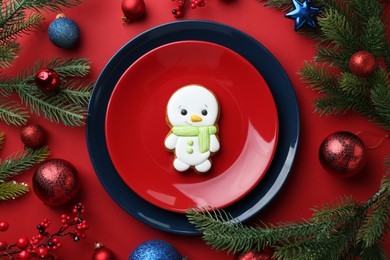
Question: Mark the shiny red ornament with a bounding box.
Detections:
[0,221,9,232]
[349,51,376,77]
[20,124,47,149]
[236,250,272,260]
[32,159,80,206]
[92,242,116,260]
[34,68,61,93]
[121,0,145,22]
[319,131,367,177]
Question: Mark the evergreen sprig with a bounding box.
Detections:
[260,0,390,129]
[0,181,29,200]
[0,146,50,181]
[0,135,50,201]
[187,168,390,259]
[0,0,93,127]
[1,58,92,126]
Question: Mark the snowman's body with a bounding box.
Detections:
[165,85,220,173]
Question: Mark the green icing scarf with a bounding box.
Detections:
[172,126,217,153]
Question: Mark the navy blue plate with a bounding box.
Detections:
[86,20,300,234]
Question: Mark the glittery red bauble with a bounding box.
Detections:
[20,124,47,149]
[236,251,272,260]
[32,159,79,206]
[319,131,367,177]
[122,0,146,21]
[34,68,60,93]
[92,243,116,260]
[349,51,376,77]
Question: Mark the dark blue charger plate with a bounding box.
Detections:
[86,20,300,234]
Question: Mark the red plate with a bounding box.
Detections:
[105,40,278,213]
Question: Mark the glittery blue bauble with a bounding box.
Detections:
[48,17,80,48]
[129,240,182,260]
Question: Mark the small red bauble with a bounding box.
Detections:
[20,124,47,149]
[92,243,116,260]
[34,68,60,93]
[0,221,9,232]
[236,250,272,260]
[122,0,145,22]
[17,250,30,260]
[319,131,367,177]
[32,159,80,206]
[349,51,376,77]
[16,237,29,249]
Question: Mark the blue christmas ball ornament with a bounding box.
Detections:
[129,240,182,260]
[48,16,80,48]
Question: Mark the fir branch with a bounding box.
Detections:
[257,0,293,12]
[0,12,43,43]
[21,0,83,13]
[0,100,29,126]
[317,8,360,51]
[16,84,86,126]
[299,61,339,94]
[314,45,351,70]
[46,57,91,78]
[361,16,388,56]
[58,80,93,107]
[0,146,50,181]
[338,72,371,96]
[0,39,20,68]
[0,181,29,200]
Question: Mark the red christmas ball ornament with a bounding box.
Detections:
[236,250,272,260]
[349,51,376,77]
[92,242,116,260]
[20,124,47,149]
[121,0,145,22]
[32,159,80,206]
[319,131,367,177]
[0,221,9,232]
[35,68,60,93]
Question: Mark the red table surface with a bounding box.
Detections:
[0,1,389,259]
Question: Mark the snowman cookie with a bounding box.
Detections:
[165,84,220,173]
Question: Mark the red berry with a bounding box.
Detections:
[16,237,29,249]
[0,221,9,232]
[37,247,49,258]
[17,250,30,260]
[0,241,8,250]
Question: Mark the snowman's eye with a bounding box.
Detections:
[201,110,208,116]
[181,109,187,116]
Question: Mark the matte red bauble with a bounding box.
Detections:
[319,131,367,177]
[92,243,116,260]
[20,124,47,149]
[34,68,60,93]
[236,250,271,260]
[122,0,145,21]
[349,51,376,77]
[33,159,79,206]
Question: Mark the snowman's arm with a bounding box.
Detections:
[165,133,178,150]
[209,134,220,153]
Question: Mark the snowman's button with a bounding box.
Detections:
[187,140,194,146]
[187,148,194,154]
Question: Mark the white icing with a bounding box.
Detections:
[165,84,220,173]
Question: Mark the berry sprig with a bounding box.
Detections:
[0,203,88,259]
[171,0,205,18]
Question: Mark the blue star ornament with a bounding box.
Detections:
[285,0,322,31]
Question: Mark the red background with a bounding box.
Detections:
[0,0,389,259]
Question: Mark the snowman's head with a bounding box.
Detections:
[167,85,219,127]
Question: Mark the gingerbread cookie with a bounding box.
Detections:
[164,84,220,173]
